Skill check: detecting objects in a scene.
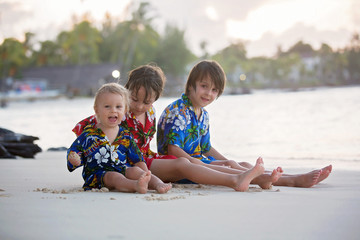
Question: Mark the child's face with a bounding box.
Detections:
[188,75,219,109]
[94,92,126,128]
[130,86,156,117]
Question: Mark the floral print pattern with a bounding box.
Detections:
[67,124,145,190]
[72,105,175,168]
[157,94,212,162]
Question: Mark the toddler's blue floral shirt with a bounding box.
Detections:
[67,124,145,190]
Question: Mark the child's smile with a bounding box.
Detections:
[94,93,126,129]
[108,115,118,123]
[188,76,219,111]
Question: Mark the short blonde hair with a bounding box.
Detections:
[94,82,130,112]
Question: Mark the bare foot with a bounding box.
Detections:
[155,183,172,194]
[274,170,322,188]
[257,167,283,189]
[316,165,332,184]
[234,157,265,192]
[136,171,152,194]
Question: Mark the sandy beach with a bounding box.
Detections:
[0,151,359,240]
[1,87,359,239]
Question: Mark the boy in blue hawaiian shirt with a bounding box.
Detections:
[157,60,332,188]
[157,60,244,168]
[67,83,171,193]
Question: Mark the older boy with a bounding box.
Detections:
[157,60,331,187]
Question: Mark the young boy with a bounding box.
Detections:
[67,83,171,194]
[157,60,332,188]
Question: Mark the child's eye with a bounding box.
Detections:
[212,88,219,93]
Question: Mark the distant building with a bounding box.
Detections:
[21,63,121,96]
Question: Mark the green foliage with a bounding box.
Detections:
[346,33,360,84]
[31,40,63,66]
[155,24,195,77]
[56,21,102,65]
[1,1,360,91]
[213,41,247,74]
[0,38,26,78]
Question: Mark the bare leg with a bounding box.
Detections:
[103,170,151,194]
[210,160,249,171]
[236,161,331,187]
[150,157,264,191]
[201,160,284,189]
[233,157,265,192]
[123,166,172,193]
[273,170,322,188]
[180,158,284,189]
[148,174,172,194]
[238,161,255,169]
[251,167,283,189]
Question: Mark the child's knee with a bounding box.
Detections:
[125,166,144,178]
[176,157,192,167]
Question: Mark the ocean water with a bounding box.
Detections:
[1,86,359,169]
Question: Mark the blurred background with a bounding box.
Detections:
[0,0,359,162]
[0,0,359,100]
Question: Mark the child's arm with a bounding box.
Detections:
[168,144,206,165]
[168,144,241,172]
[66,133,86,172]
[203,147,227,160]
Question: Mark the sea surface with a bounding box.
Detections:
[1,86,359,169]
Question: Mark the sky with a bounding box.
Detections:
[0,0,359,57]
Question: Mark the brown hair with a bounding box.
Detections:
[185,60,226,97]
[125,64,166,101]
[94,82,130,112]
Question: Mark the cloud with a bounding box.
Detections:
[246,22,353,57]
[0,1,34,40]
[147,0,270,54]
[0,0,357,58]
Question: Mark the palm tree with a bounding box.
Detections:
[0,38,27,85]
[117,2,159,74]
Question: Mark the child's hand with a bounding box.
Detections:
[68,151,81,167]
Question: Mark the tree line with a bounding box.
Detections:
[1,1,359,93]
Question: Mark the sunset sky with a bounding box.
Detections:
[0,0,359,57]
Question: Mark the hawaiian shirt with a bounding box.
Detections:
[72,106,174,163]
[121,106,158,159]
[67,124,145,189]
[157,93,212,162]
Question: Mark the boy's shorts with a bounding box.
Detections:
[145,154,177,169]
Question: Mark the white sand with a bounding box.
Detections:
[0,151,359,240]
